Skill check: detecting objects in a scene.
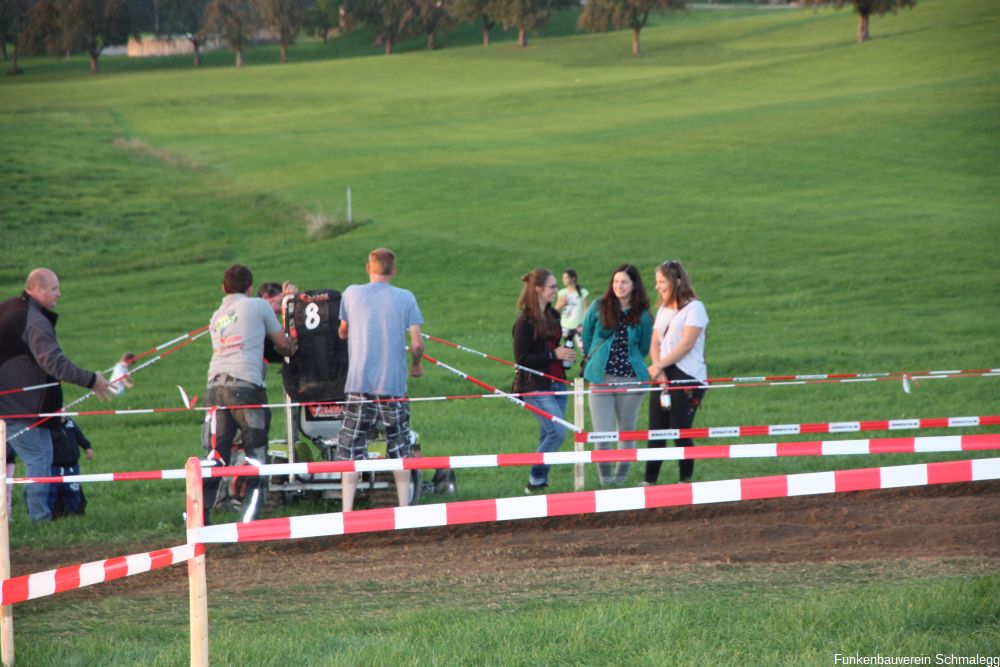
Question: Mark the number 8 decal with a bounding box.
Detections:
[304,302,321,330]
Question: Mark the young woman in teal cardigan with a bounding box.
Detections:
[581,264,652,486]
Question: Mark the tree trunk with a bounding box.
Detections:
[483,27,491,46]
[385,36,393,55]
[632,27,641,56]
[321,27,329,44]
[518,26,527,47]
[89,50,99,74]
[856,12,870,42]
[482,16,492,46]
[235,47,243,67]
[280,43,288,63]
[427,31,435,50]
[191,39,202,67]
[6,48,19,76]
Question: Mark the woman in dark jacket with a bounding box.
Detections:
[513,268,576,494]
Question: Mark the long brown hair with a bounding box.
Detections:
[516,268,557,340]
[563,268,583,295]
[656,260,698,309]
[598,264,649,328]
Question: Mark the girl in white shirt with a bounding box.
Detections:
[109,352,136,395]
[644,260,708,484]
[554,268,589,350]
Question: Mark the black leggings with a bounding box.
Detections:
[644,366,705,484]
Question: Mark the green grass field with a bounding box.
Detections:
[1,0,999,663]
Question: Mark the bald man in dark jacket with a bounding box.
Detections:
[1,268,112,521]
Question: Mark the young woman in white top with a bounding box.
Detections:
[644,260,708,484]
[554,269,588,350]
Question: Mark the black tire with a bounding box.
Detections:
[407,468,423,506]
[432,469,457,496]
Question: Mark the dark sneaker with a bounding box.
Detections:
[523,483,548,495]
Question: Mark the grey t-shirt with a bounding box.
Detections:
[339,282,423,396]
[207,293,281,387]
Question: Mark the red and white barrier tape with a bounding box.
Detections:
[6,328,209,441]
[589,370,1000,395]
[0,543,203,607]
[596,369,1000,388]
[0,325,208,398]
[0,386,568,420]
[419,332,997,390]
[188,457,1000,544]
[576,415,1000,444]
[4,383,1000,438]
[13,434,1000,486]
[422,333,571,385]
[423,352,578,432]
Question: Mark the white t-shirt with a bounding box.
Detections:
[654,300,708,380]
[558,287,589,331]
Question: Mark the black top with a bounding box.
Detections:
[51,418,92,467]
[512,305,566,393]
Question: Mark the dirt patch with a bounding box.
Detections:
[12,480,1000,599]
[112,137,202,170]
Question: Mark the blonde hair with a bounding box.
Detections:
[368,248,396,276]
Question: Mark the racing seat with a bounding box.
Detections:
[272,289,431,506]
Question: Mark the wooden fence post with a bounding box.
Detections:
[1,421,13,667]
[185,457,209,667]
[574,378,585,491]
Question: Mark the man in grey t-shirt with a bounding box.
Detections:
[336,248,424,511]
[202,264,296,523]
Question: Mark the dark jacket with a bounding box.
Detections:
[512,305,566,393]
[52,418,92,467]
[0,292,96,425]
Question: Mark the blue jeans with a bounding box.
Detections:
[524,384,568,487]
[5,419,54,521]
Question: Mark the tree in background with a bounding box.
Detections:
[414,0,448,49]
[12,0,59,68]
[343,0,415,55]
[1,0,31,72]
[258,0,303,62]
[161,0,210,65]
[305,0,342,44]
[493,0,571,48]
[449,0,497,46]
[578,0,684,56]
[58,0,135,73]
[0,0,14,61]
[204,0,259,65]
[801,0,915,43]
